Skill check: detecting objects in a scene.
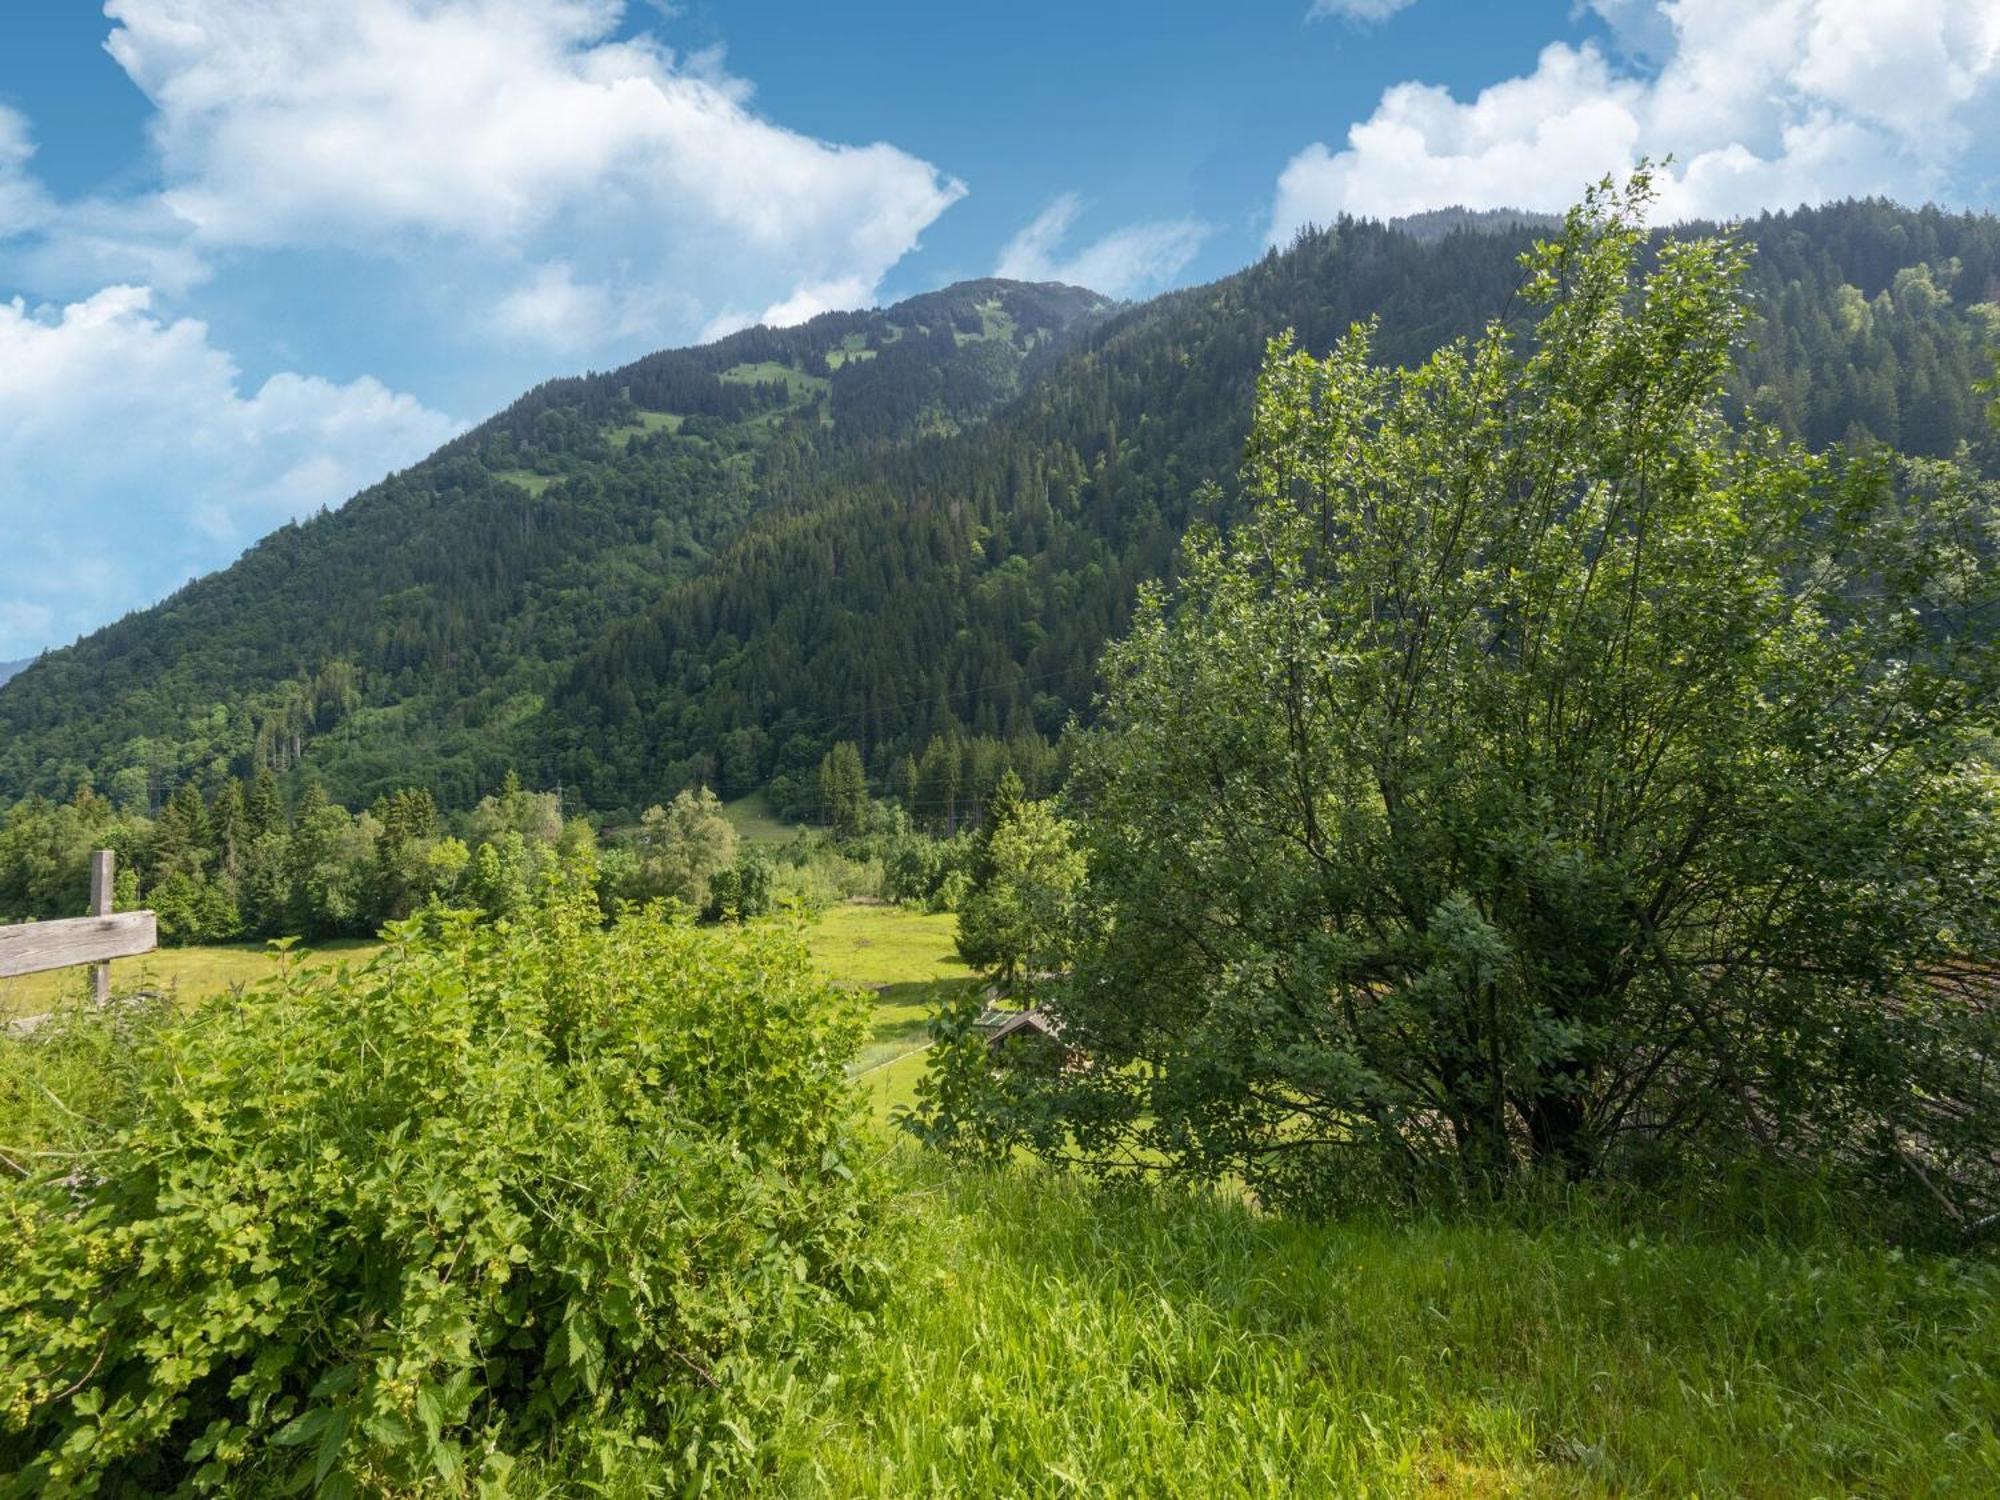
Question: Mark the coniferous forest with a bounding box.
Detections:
[4,200,1998,818]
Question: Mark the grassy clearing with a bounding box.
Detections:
[804,902,971,1075]
[807,902,965,988]
[820,905,2000,1495]
[0,939,384,1018]
[719,360,830,400]
[773,1152,2000,1498]
[493,469,554,496]
[954,299,1018,346]
[605,409,683,447]
[859,1045,929,1127]
[721,789,802,844]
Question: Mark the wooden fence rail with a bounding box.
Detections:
[0,850,156,1001]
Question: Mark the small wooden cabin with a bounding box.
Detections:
[972,1005,1072,1068]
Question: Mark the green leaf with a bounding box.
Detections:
[313,1405,351,1488]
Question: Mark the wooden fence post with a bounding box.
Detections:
[0,862,156,1035]
[91,849,114,1004]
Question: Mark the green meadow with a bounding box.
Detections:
[0,937,385,1018]
[720,789,805,845]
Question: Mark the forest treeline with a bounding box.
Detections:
[0,727,1059,946]
[3,200,1999,819]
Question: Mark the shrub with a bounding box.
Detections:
[0,878,878,1495]
[968,175,2000,1221]
[705,849,776,921]
[772,844,883,908]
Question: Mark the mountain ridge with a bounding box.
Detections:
[5,199,1999,811]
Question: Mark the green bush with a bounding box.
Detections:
[771,844,882,908]
[704,850,776,921]
[0,880,879,1495]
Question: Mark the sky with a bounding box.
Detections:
[3,0,1999,660]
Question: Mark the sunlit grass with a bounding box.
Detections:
[493,468,553,496]
[721,789,804,844]
[859,1045,929,1128]
[770,1151,2000,1497]
[12,895,1993,1496]
[804,901,969,1079]
[604,409,683,447]
[806,901,966,988]
[718,360,830,399]
[0,938,384,1019]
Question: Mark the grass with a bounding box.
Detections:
[493,468,554,496]
[806,902,965,988]
[12,900,1996,1495]
[721,789,802,845]
[807,904,2000,1495]
[804,902,972,1076]
[770,1153,2000,1497]
[2,901,965,1066]
[604,409,683,447]
[0,938,384,1018]
[719,360,830,400]
[859,1044,929,1128]
[955,299,1018,346]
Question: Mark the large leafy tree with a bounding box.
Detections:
[1029,176,1999,1208]
[632,787,739,912]
[954,791,1086,994]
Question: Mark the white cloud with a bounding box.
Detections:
[0,106,52,237]
[98,0,966,350]
[1271,0,2000,235]
[0,104,212,299]
[1308,0,1419,21]
[0,286,461,657]
[489,260,701,352]
[0,0,977,654]
[996,194,1209,299]
[757,276,877,330]
[1585,0,1675,61]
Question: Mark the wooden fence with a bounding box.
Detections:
[0,850,156,1004]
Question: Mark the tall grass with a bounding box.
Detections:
[768,1152,1998,1497]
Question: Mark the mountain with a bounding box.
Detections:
[4,199,1999,813]
[0,659,28,690]
[0,279,1111,809]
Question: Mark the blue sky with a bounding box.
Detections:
[3,0,1998,659]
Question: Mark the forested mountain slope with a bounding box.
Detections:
[4,199,1997,812]
[0,281,1109,808]
[549,200,2000,806]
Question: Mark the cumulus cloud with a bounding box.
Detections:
[0,286,461,657]
[0,102,213,301]
[996,194,1209,300]
[1307,0,1419,21]
[1271,0,2000,236]
[0,106,52,237]
[98,0,965,349]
